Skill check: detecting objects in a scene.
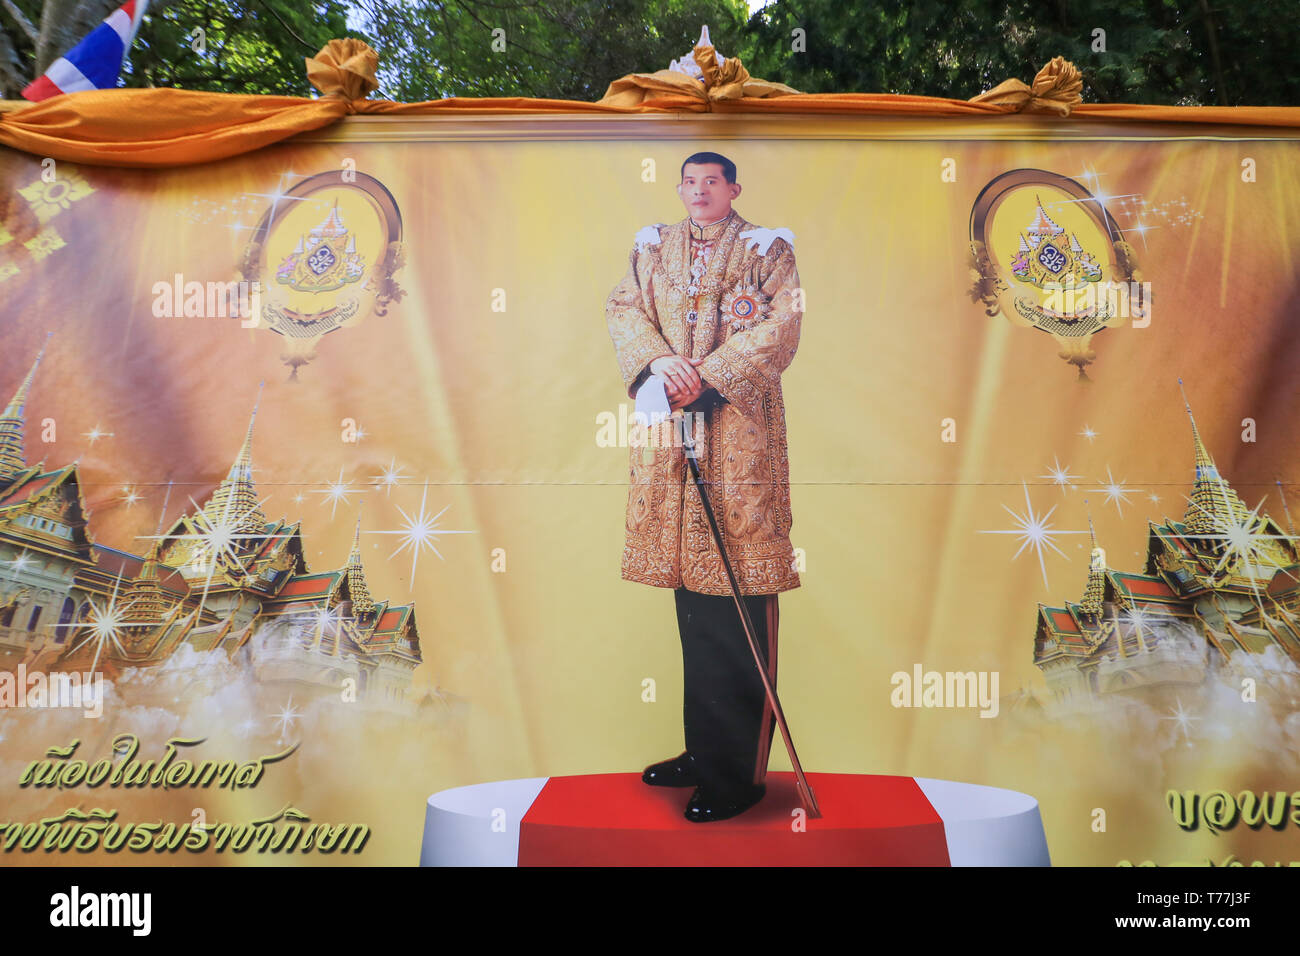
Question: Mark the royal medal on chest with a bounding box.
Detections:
[720,263,770,334]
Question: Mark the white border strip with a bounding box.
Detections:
[915,777,1051,866]
[419,777,549,867]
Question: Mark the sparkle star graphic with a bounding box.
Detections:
[60,572,154,671]
[3,549,34,582]
[243,169,308,234]
[120,486,143,508]
[1117,604,1169,642]
[1181,484,1298,586]
[313,604,344,629]
[1161,696,1200,747]
[223,218,254,238]
[138,493,274,615]
[270,696,301,742]
[370,458,409,497]
[313,467,363,521]
[298,604,347,648]
[1089,466,1141,516]
[1078,425,1099,443]
[1127,218,1160,250]
[82,424,114,445]
[979,481,1090,588]
[1039,455,1081,493]
[1055,171,1141,241]
[370,483,475,588]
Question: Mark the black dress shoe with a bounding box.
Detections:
[641,752,697,787]
[683,783,766,823]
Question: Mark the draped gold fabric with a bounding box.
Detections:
[2,44,1299,168]
[305,37,381,102]
[966,56,1084,116]
[597,40,800,108]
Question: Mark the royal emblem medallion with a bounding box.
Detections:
[238,170,405,378]
[968,169,1147,379]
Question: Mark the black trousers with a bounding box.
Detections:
[674,587,779,793]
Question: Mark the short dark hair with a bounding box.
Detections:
[680,151,737,184]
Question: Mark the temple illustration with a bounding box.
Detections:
[0,344,422,710]
[1034,385,1300,710]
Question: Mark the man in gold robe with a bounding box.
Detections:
[606,151,802,822]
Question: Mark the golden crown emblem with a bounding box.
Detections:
[1009,196,1102,290]
[275,199,366,294]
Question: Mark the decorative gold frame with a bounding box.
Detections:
[968,167,1142,379]
[238,169,404,378]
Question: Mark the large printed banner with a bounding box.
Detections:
[1,113,1299,866]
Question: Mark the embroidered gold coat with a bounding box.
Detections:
[606,211,802,596]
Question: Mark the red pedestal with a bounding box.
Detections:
[420,771,1051,866]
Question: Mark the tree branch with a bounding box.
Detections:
[73,0,120,33]
[1196,0,1230,106]
[0,19,27,96]
[0,0,37,44]
[450,0,572,72]
[252,0,318,54]
[36,0,79,74]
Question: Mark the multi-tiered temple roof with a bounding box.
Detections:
[0,342,421,692]
[1035,387,1300,699]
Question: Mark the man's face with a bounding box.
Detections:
[677,163,741,223]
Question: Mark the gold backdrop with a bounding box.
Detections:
[2,114,1299,865]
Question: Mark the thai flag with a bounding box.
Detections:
[22,0,149,102]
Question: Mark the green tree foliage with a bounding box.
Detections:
[353,0,748,101]
[741,0,1300,106]
[2,0,1296,105]
[0,0,352,99]
[128,0,352,94]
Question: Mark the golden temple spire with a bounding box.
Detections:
[123,538,168,625]
[346,515,375,615]
[202,383,268,535]
[231,382,261,479]
[126,492,172,625]
[1177,378,1251,536]
[0,334,51,483]
[1080,500,1106,615]
[139,537,161,582]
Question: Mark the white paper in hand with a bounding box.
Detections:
[634,374,672,427]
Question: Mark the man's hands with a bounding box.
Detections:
[650,354,711,411]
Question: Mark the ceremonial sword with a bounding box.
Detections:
[674,408,821,818]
